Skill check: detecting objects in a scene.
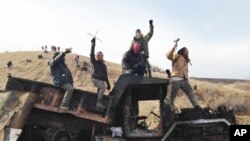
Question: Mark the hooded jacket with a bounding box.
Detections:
[48,53,73,87]
[122,49,145,71]
[130,25,154,58]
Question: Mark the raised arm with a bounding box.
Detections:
[48,49,71,66]
[144,20,154,42]
[166,43,178,61]
[90,38,96,64]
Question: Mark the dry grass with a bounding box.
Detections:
[0,51,250,125]
[0,51,121,94]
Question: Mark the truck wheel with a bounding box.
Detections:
[50,129,71,141]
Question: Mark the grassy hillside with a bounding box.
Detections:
[0,51,121,93]
[0,51,250,124]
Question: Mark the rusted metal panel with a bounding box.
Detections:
[0,91,37,129]
[9,93,37,129]
[0,110,15,131]
[0,91,37,141]
[33,104,111,124]
[5,76,114,125]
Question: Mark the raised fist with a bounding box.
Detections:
[149,20,153,25]
[64,48,72,54]
[91,38,96,46]
[91,37,96,43]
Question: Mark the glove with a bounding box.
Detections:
[91,37,96,46]
[107,84,111,90]
[149,19,153,25]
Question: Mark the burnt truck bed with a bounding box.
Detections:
[5,74,169,125]
[5,75,113,125]
[2,74,235,141]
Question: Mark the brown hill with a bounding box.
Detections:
[0,51,250,124]
[0,51,122,93]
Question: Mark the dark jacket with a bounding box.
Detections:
[122,49,145,71]
[130,24,154,58]
[90,43,110,84]
[48,53,73,87]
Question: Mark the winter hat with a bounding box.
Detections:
[135,29,141,33]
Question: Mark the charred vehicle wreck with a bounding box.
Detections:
[0,73,235,141]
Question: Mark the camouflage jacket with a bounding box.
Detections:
[130,25,154,58]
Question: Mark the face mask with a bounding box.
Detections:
[133,43,141,54]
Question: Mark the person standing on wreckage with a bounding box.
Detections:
[166,39,202,110]
[90,37,111,109]
[130,19,154,77]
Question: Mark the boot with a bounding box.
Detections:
[96,100,106,109]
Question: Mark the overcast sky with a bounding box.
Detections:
[1,0,250,79]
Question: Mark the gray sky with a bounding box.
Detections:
[1,0,250,79]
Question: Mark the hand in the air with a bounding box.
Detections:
[64,48,72,54]
[149,19,153,25]
[91,37,96,46]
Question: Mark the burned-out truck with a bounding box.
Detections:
[0,74,235,141]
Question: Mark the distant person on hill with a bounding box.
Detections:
[166,41,201,110]
[90,37,110,109]
[122,43,146,76]
[130,19,154,77]
[74,55,80,67]
[48,49,74,110]
[44,46,48,53]
[7,60,13,70]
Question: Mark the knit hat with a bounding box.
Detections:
[135,29,141,33]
